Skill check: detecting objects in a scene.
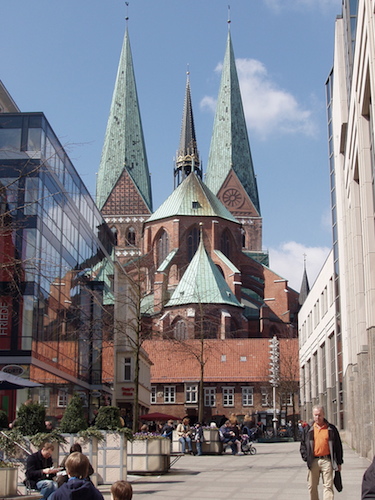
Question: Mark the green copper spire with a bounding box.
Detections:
[96,28,152,212]
[205,31,260,214]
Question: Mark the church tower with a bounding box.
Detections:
[205,30,263,257]
[174,74,202,187]
[96,26,152,263]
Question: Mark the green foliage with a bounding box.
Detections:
[78,427,105,442]
[0,429,29,458]
[0,410,8,429]
[59,394,88,433]
[16,402,46,435]
[94,406,122,430]
[29,430,67,449]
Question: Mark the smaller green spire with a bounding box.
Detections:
[174,73,201,187]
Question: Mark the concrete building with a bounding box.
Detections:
[299,0,375,458]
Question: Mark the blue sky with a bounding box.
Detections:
[1,0,341,290]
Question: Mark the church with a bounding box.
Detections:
[96,22,300,426]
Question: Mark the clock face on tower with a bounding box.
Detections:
[223,188,242,207]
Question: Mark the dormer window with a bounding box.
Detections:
[192,201,199,209]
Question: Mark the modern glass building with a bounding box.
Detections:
[0,111,116,422]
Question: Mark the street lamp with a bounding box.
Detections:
[269,335,280,436]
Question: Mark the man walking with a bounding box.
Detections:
[300,405,343,500]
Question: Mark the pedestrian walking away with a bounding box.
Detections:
[300,405,343,500]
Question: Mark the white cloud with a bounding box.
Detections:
[201,58,316,138]
[268,241,331,291]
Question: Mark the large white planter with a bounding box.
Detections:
[59,432,127,485]
[0,467,18,497]
[59,435,99,486]
[127,438,170,474]
[172,428,223,454]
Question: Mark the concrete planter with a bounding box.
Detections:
[172,428,223,454]
[58,432,127,485]
[127,438,170,474]
[59,435,99,486]
[0,467,18,497]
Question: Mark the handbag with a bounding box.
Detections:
[334,470,343,492]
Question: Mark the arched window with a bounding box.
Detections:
[110,226,118,246]
[241,228,246,248]
[126,227,136,246]
[174,319,188,341]
[187,226,200,260]
[157,230,169,267]
[220,230,230,258]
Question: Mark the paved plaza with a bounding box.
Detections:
[98,441,371,499]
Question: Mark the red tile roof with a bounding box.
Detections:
[143,338,298,383]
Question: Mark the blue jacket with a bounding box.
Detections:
[52,479,104,500]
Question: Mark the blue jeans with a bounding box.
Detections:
[179,436,192,453]
[196,440,203,455]
[36,479,57,500]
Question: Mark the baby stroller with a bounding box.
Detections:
[241,434,257,455]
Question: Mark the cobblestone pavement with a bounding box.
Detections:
[98,441,370,499]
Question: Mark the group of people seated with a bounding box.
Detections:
[25,443,133,500]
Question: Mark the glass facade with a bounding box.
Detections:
[0,112,116,419]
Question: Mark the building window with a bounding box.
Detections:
[220,230,230,258]
[164,385,175,404]
[261,387,270,407]
[222,387,234,407]
[39,387,50,407]
[204,387,216,407]
[151,386,156,404]
[242,386,253,406]
[126,227,136,246]
[124,357,132,381]
[174,319,187,340]
[281,392,293,406]
[185,383,198,403]
[57,389,68,408]
[187,227,200,260]
[157,230,169,267]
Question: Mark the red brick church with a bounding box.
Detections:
[96,24,300,426]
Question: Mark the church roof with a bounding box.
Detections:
[299,265,310,306]
[165,237,242,308]
[205,31,260,215]
[96,28,152,212]
[147,172,237,223]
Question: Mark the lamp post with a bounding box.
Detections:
[269,335,280,436]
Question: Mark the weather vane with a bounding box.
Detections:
[125,2,129,23]
[228,5,231,28]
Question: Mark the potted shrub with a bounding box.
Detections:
[127,432,171,474]
[92,406,132,483]
[0,460,18,497]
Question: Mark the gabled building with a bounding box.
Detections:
[97,26,300,425]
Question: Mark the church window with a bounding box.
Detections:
[110,226,118,246]
[187,226,200,260]
[174,319,187,340]
[220,230,230,258]
[157,230,169,267]
[126,227,136,246]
